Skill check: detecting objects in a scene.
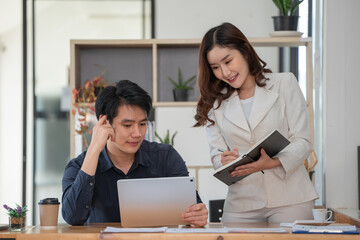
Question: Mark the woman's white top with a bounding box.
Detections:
[240,96,254,123]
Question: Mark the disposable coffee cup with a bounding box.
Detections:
[38,198,60,228]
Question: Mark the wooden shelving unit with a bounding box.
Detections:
[70,37,313,158]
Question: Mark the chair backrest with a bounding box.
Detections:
[209,199,225,222]
[304,149,318,182]
[304,149,318,171]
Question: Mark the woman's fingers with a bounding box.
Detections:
[220,149,239,166]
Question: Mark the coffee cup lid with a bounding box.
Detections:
[38,198,60,205]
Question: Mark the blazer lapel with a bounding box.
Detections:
[248,81,278,130]
[223,92,250,132]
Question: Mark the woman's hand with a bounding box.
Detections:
[230,148,281,177]
[220,147,239,166]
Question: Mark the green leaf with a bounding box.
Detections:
[168,77,179,88]
[178,68,183,86]
[170,131,178,146]
[283,0,292,16]
[155,129,177,146]
[272,0,284,15]
[155,131,164,143]
[290,0,304,15]
[273,0,302,16]
[168,68,196,89]
[272,0,281,10]
[182,75,196,88]
[164,130,170,144]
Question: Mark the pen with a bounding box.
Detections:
[217,148,240,157]
[217,148,264,174]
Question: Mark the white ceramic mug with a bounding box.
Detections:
[312,208,332,221]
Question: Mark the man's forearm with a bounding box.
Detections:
[81,145,102,176]
[62,170,94,225]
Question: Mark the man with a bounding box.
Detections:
[62,80,208,227]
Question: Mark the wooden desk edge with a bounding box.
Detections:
[331,208,360,228]
[1,221,360,240]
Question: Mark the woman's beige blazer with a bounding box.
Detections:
[206,72,318,212]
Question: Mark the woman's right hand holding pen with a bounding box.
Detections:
[219,147,240,166]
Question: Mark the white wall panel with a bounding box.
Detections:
[324,0,360,209]
[0,26,23,223]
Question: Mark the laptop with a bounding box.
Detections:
[117,176,196,227]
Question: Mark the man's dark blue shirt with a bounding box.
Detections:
[62,140,201,225]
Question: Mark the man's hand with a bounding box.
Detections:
[88,115,116,153]
[81,115,115,176]
[181,203,208,227]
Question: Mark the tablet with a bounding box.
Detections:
[117,176,196,227]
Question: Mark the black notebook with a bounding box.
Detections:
[213,130,290,186]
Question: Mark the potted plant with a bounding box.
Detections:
[272,0,304,31]
[155,129,178,146]
[3,204,28,231]
[72,67,110,151]
[93,64,108,96]
[168,68,196,101]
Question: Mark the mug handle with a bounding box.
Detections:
[326,210,333,221]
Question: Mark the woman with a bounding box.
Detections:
[194,22,318,223]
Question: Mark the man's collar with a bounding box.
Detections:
[99,148,114,172]
[132,146,151,169]
[98,143,150,173]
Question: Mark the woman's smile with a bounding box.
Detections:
[227,73,238,83]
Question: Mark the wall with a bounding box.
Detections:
[0,18,23,223]
[155,0,279,72]
[156,0,277,39]
[324,0,360,209]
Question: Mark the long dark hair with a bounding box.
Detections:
[194,22,271,127]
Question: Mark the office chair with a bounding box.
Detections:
[209,199,225,222]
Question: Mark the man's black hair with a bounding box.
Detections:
[95,80,152,124]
